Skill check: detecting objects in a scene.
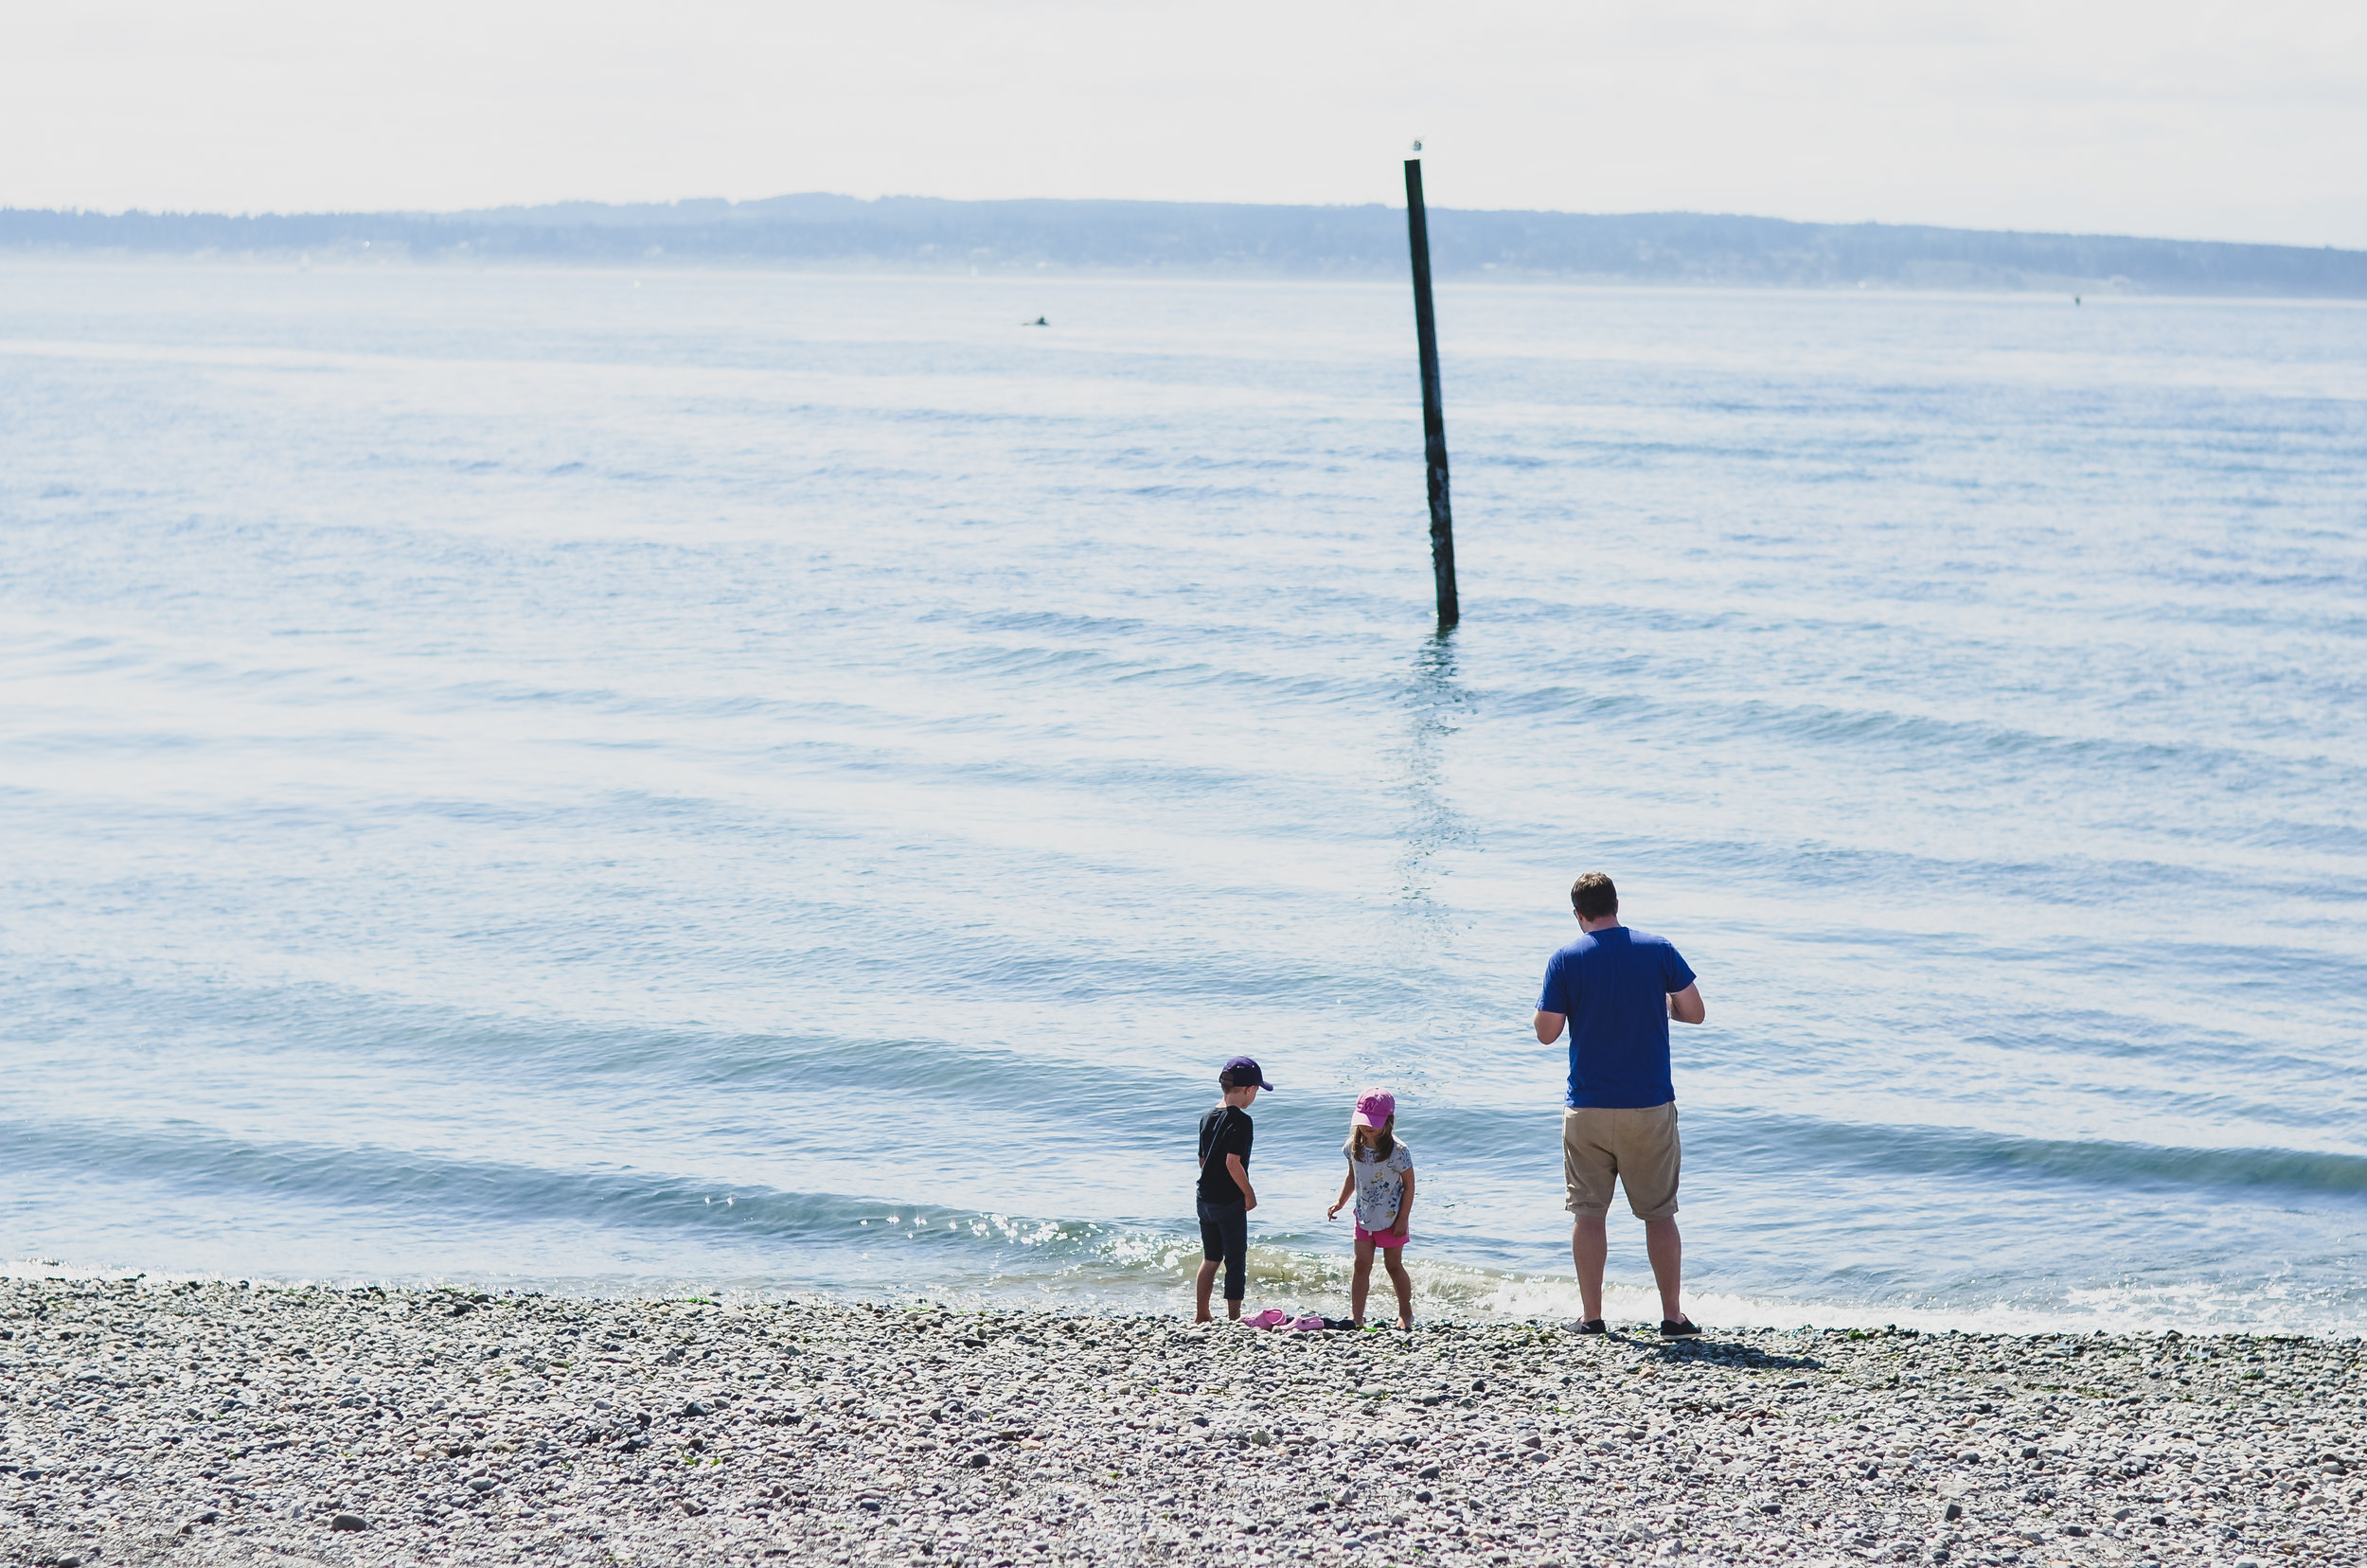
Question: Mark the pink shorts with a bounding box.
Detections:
[1354,1222,1408,1250]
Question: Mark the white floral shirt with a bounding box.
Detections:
[1347,1143,1415,1230]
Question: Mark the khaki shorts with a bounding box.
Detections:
[1562,1102,1681,1220]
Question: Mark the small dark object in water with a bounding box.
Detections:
[1025,316,1047,326]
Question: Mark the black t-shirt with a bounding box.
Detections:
[1197,1103,1254,1204]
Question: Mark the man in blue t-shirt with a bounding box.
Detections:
[1533,872,1707,1338]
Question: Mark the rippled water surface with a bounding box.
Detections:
[3,260,2363,1329]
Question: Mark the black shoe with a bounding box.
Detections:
[1575,1318,1607,1335]
[1659,1317,1702,1338]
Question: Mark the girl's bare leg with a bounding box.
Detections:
[1383,1250,1414,1327]
[1350,1237,1376,1327]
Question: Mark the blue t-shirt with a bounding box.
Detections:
[1537,925,1697,1109]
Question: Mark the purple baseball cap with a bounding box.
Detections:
[1220,1056,1274,1090]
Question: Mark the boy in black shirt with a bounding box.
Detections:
[1194,1055,1271,1323]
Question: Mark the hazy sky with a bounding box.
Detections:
[5,0,2363,246]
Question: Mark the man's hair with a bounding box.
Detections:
[1219,1067,1257,1091]
[1571,872,1619,920]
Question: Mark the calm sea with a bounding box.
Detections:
[3,260,2363,1332]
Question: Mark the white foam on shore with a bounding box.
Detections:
[3,1257,151,1282]
[1227,1242,2364,1338]
[1444,1270,2342,1338]
[16,1249,2354,1340]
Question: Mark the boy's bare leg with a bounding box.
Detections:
[1570,1214,1609,1322]
[1349,1238,1376,1327]
[1383,1250,1414,1327]
[1194,1260,1219,1324]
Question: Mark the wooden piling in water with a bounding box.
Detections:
[1404,156,1459,629]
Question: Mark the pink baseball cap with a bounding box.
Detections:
[1351,1088,1396,1129]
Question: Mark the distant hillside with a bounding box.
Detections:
[6,194,2363,297]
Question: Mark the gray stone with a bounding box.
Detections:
[1,1277,2357,1568]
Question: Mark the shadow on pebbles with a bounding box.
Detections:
[1,1278,2358,1566]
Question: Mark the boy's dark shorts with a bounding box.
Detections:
[1197,1199,1249,1301]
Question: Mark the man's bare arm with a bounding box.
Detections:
[1534,1009,1566,1044]
[1225,1152,1257,1210]
[1668,984,1705,1025]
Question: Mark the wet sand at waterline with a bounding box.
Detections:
[4,1278,2358,1567]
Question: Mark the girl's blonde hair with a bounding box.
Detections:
[1344,1114,1396,1163]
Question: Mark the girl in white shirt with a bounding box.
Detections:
[1326,1087,1416,1328]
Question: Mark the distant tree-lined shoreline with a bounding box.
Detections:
[6,194,2363,297]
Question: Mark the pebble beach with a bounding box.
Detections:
[3,1278,2359,1568]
